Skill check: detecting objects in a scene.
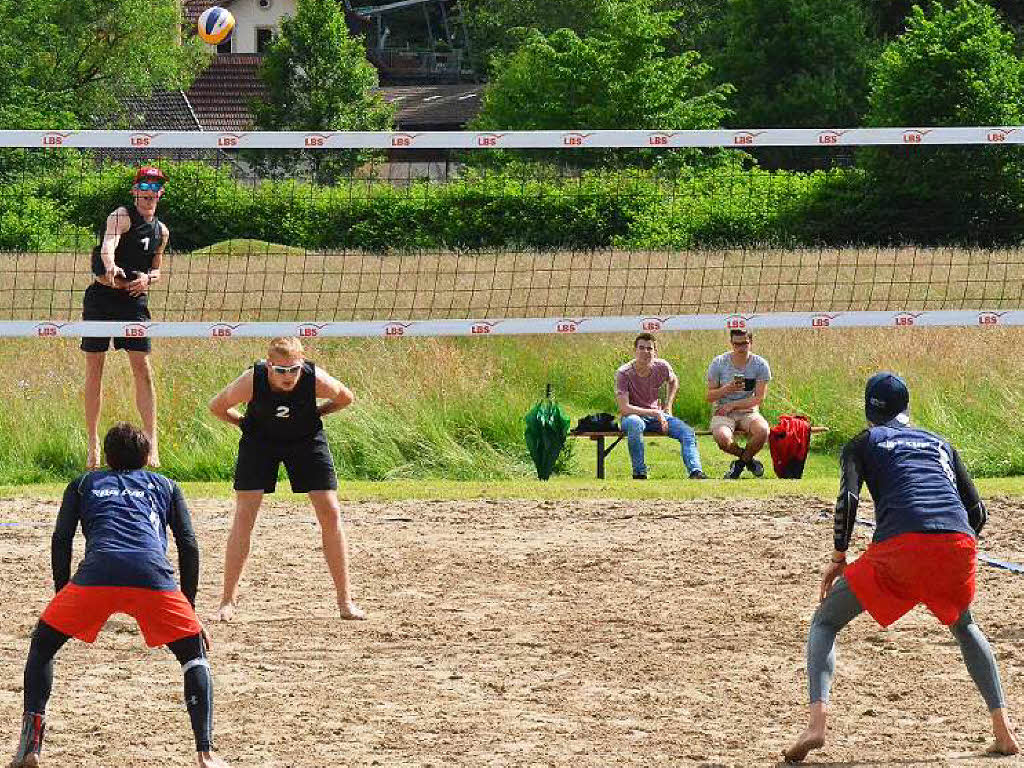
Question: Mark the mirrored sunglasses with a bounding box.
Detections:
[136,181,164,192]
[271,363,302,374]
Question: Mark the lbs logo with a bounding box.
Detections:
[383,322,413,337]
[648,133,677,147]
[476,134,505,147]
[297,323,328,338]
[130,133,158,147]
[893,312,923,327]
[724,314,755,330]
[41,132,73,147]
[209,323,241,338]
[732,131,764,146]
[124,323,150,337]
[901,129,930,144]
[391,133,418,148]
[817,131,847,145]
[640,317,670,332]
[217,133,246,148]
[556,318,586,334]
[987,128,1016,143]
[810,313,840,328]
[471,321,500,335]
[978,311,1007,326]
[304,134,331,148]
[562,133,592,147]
[35,322,66,337]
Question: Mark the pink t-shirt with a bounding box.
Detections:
[615,359,675,410]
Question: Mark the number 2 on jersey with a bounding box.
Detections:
[276,405,290,419]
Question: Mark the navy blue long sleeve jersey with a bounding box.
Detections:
[51,470,200,605]
[834,423,986,552]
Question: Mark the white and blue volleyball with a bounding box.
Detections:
[198,6,235,45]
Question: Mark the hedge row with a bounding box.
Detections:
[3,157,1024,252]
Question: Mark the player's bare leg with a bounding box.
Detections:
[783,701,827,764]
[712,425,744,458]
[989,708,1020,755]
[83,352,105,468]
[197,750,231,767]
[309,490,365,620]
[215,491,263,621]
[127,351,159,467]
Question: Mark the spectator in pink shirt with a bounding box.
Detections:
[615,333,706,480]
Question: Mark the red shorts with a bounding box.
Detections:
[41,584,201,647]
[845,532,976,627]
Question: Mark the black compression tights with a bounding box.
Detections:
[23,622,213,753]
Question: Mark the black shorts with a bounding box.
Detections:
[80,283,152,353]
[233,431,338,493]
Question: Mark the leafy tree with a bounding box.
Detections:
[862,0,1024,242]
[253,0,394,180]
[714,0,874,129]
[0,0,207,129]
[471,3,732,137]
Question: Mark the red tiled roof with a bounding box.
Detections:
[186,54,266,132]
[123,55,481,133]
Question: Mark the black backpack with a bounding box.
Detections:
[572,412,618,433]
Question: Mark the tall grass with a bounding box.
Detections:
[1,327,1021,484]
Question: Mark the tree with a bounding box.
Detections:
[0,0,207,129]
[714,0,874,130]
[253,0,394,180]
[471,3,732,136]
[862,0,1024,242]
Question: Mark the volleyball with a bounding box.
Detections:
[197,6,235,45]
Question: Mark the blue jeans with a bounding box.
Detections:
[621,414,703,476]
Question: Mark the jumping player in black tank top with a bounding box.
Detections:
[207,336,365,623]
[82,166,169,470]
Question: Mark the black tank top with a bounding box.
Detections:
[91,205,163,278]
[239,361,323,442]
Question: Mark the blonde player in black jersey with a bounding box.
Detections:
[82,166,169,469]
[208,337,364,622]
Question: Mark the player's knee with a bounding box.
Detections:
[621,415,644,435]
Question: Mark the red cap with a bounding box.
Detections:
[134,166,167,184]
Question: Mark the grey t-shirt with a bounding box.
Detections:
[707,352,771,408]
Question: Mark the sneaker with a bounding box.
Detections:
[632,473,647,480]
[723,459,745,480]
[746,458,765,478]
[689,470,708,479]
[12,712,44,767]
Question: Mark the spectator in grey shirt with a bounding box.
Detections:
[706,328,772,479]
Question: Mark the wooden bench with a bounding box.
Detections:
[568,427,829,479]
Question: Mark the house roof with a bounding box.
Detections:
[186,54,266,133]
[129,55,481,132]
[382,84,481,130]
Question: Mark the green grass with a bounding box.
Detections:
[1,328,1024,486]
[5,475,1024,504]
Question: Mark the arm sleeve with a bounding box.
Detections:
[834,433,867,552]
[51,480,82,593]
[951,446,986,535]
[166,480,200,607]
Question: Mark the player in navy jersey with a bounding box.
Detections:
[208,336,364,622]
[8,423,229,768]
[82,166,169,470]
[784,372,1018,763]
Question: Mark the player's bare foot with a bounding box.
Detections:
[147,451,161,469]
[988,736,1020,756]
[783,728,825,764]
[339,600,366,620]
[213,601,236,622]
[8,756,40,768]
[197,750,230,768]
[86,446,101,470]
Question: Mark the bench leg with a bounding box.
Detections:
[595,436,624,480]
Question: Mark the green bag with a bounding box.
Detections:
[524,387,570,480]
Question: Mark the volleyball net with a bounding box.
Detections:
[2,127,1024,337]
